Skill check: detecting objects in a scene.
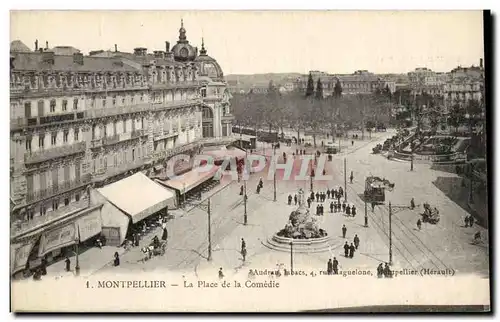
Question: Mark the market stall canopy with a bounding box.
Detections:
[97,172,175,224]
[156,165,220,194]
[202,147,247,161]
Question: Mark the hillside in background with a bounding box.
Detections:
[225,73,303,86]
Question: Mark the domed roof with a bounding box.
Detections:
[194,38,224,80]
[171,19,197,62]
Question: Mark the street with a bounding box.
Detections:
[97,132,489,279]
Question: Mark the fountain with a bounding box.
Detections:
[263,188,338,253]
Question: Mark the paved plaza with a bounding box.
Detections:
[86,130,489,281]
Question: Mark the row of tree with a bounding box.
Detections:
[231,73,485,146]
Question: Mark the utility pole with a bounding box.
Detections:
[74,239,80,276]
[344,158,347,202]
[389,201,392,266]
[290,241,294,272]
[273,145,277,202]
[364,197,368,227]
[244,149,248,225]
[207,198,212,261]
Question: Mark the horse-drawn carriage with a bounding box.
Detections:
[372,144,383,154]
[421,202,440,224]
[142,238,167,262]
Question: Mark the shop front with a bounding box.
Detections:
[155,165,221,207]
[93,172,176,246]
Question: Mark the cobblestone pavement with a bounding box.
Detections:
[96,129,489,279]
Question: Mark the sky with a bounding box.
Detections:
[10,11,485,75]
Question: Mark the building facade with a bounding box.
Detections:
[9,21,234,271]
[293,70,393,97]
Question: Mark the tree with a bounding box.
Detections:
[305,72,315,98]
[333,79,343,98]
[315,78,324,99]
[448,103,462,134]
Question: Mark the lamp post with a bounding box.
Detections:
[290,241,294,272]
[344,158,347,203]
[207,198,212,261]
[74,237,80,276]
[465,112,474,205]
[364,197,368,227]
[244,147,248,225]
[273,146,277,202]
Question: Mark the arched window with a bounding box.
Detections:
[202,106,213,119]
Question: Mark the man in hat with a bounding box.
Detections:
[343,242,349,257]
[349,243,355,258]
[332,257,339,275]
[327,259,333,275]
[354,234,360,249]
[342,225,347,238]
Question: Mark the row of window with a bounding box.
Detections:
[26,128,80,151]
[24,192,81,220]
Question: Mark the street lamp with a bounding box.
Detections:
[273,146,277,202]
[74,237,80,276]
[244,147,248,225]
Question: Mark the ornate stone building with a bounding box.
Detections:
[9,21,234,267]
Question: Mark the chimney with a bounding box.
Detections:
[42,51,55,64]
[73,52,84,65]
[165,51,174,61]
[165,41,170,53]
[480,58,483,69]
[45,41,49,50]
[134,47,147,56]
[35,39,38,51]
[153,51,165,59]
[114,44,118,52]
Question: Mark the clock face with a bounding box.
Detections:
[180,48,189,58]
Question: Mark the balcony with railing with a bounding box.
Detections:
[92,130,146,149]
[92,157,151,182]
[11,197,90,238]
[25,174,92,204]
[24,141,86,164]
[151,98,202,111]
[84,103,151,119]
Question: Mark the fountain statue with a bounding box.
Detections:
[276,188,327,239]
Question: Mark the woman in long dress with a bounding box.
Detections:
[161,221,168,241]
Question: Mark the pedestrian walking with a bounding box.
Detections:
[417,219,422,230]
[218,267,224,280]
[327,259,333,275]
[113,252,120,267]
[383,263,392,278]
[241,238,246,252]
[65,257,71,272]
[259,177,264,189]
[343,242,349,257]
[256,185,261,194]
[342,225,347,238]
[315,192,320,202]
[320,204,324,215]
[371,202,375,212]
[316,204,320,215]
[469,216,474,227]
[294,194,298,205]
[354,234,360,249]
[350,171,354,184]
[410,198,415,210]
[377,263,384,278]
[307,197,311,208]
[346,204,351,216]
[327,189,331,199]
[288,194,292,205]
[332,257,339,275]
[352,205,356,217]
[342,201,346,213]
[161,224,168,241]
[310,192,315,202]
[349,243,355,258]
[331,188,336,199]
[330,202,334,213]
[241,247,247,262]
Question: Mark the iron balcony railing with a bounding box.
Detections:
[11,198,90,238]
[25,173,92,204]
[92,157,151,182]
[24,141,86,164]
